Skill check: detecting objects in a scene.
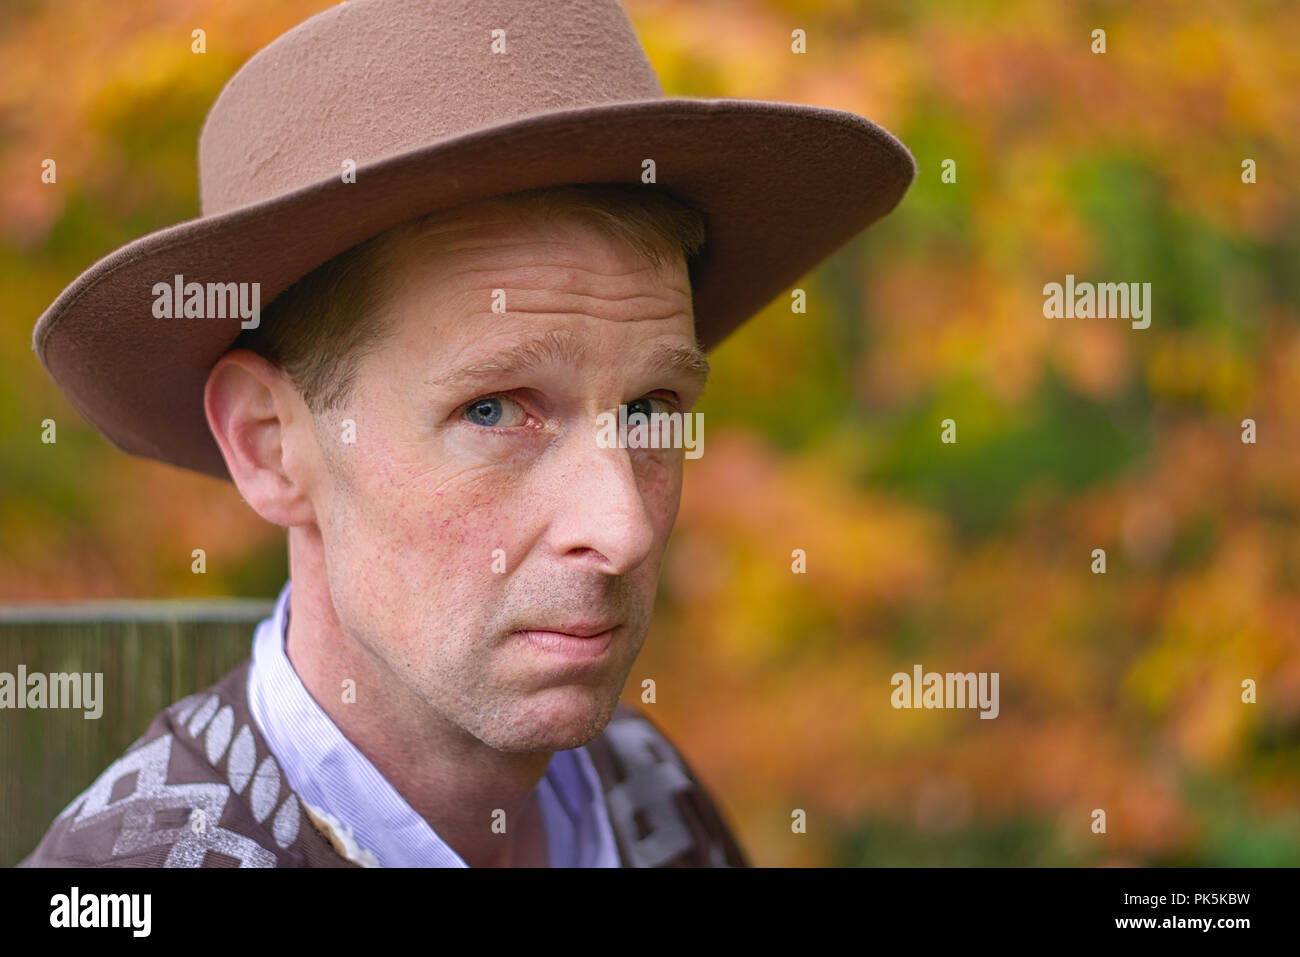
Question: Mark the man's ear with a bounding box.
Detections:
[204,349,317,527]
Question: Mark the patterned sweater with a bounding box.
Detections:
[19,659,748,868]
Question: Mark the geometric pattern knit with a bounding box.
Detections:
[19,658,749,868]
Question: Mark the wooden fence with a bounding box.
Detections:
[0,601,272,867]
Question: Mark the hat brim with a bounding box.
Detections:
[32,97,915,481]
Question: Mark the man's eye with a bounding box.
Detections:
[625,396,675,419]
[464,395,526,428]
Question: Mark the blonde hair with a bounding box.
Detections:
[231,183,707,414]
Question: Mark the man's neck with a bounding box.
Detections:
[283,527,552,868]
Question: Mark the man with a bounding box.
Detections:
[23,0,913,867]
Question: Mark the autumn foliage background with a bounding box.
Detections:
[2,0,1298,866]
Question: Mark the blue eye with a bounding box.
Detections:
[463,395,527,428]
[466,397,503,426]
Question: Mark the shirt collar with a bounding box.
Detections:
[246,580,620,867]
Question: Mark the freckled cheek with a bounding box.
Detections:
[396,467,533,568]
[635,454,685,540]
[345,475,521,653]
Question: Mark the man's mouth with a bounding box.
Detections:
[509,623,619,662]
[522,622,618,639]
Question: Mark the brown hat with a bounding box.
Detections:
[31,0,914,481]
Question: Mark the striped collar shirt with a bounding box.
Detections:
[245,580,621,867]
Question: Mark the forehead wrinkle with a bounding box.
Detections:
[434,233,690,288]
[451,256,681,282]
[449,268,693,326]
[454,262,690,301]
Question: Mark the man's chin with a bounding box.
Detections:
[479,687,619,753]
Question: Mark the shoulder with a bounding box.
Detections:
[19,660,351,869]
[585,701,750,867]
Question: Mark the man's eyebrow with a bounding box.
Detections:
[426,330,711,390]
[426,329,586,389]
[645,342,711,387]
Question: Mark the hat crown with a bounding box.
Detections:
[198,0,664,215]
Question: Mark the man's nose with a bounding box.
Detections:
[545,436,659,576]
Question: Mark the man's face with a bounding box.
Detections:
[303,207,706,752]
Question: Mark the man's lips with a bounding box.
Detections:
[516,623,618,639]
[509,624,618,662]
